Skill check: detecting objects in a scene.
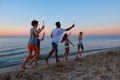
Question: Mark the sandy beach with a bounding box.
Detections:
[0,48,120,80]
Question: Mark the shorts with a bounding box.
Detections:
[52,42,58,49]
[37,39,40,50]
[78,43,84,50]
[28,43,39,53]
[65,42,69,48]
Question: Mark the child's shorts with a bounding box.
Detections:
[65,42,69,48]
[78,43,84,50]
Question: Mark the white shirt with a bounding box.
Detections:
[51,28,65,44]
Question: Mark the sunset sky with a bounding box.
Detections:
[0,0,120,36]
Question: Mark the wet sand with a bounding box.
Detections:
[0,48,120,80]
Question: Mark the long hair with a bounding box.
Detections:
[61,33,68,43]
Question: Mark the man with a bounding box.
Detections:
[45,21,75,64]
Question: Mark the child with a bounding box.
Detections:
[45,21,75,65]
[76,32,84,58]
[61,32,74,60]
[37,32,45,50]
[21,20,44,69]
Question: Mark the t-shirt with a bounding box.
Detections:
[28,27,38,45]
[51,28,65,44]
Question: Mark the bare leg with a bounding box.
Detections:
[54,49,60,62]
[30,48,40,67]
[80,45,84,57]
[76,47,80,58]
[35,50,40,66]
[21,49,32,69]
[62,48,67,58]
[65,48,69,60]
[80,48,82,56]
[62,52,66,58]
[45,49,55,65]
[30,54,39,68]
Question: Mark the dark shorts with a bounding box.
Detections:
[52,42,58,49]
[37,39,40,50]
[78,43,84,50]
[64,42,69,48]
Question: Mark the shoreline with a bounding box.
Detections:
[0,48,109,74]
[0,47,120,80]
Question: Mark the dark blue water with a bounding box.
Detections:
[0,35,120,69]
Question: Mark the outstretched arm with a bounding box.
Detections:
[65,24,75,31]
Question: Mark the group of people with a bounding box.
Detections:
[21,20,84,69]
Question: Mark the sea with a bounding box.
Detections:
[0,35,120,71]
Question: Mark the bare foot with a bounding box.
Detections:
[65,57,68,61]
[29,62,35,68]
[76,55,78,59]
[56,59,60,63]
[30,64,35,68]
[21,65,27,69]
[35,62,38,66]
[80,53,82,57]
[45,58,49,65]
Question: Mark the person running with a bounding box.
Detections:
[21,20,44,69]
[45,21,75,64]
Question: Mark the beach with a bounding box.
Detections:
[0,48,120,80]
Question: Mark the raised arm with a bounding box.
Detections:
[65,24,75,31]
[34,25,44,36]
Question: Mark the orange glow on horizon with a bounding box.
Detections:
[0,26,29,36]
[0,25,52,36]
[0,25,120,36]
[72,25,120,35]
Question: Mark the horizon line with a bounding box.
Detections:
[0,34,120,37]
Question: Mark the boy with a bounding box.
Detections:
[76,32,84,58]
[21,20,44,69]
[45,21,75,64]
[31,32,45,65]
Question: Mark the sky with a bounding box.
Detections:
[0,0,120,36]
